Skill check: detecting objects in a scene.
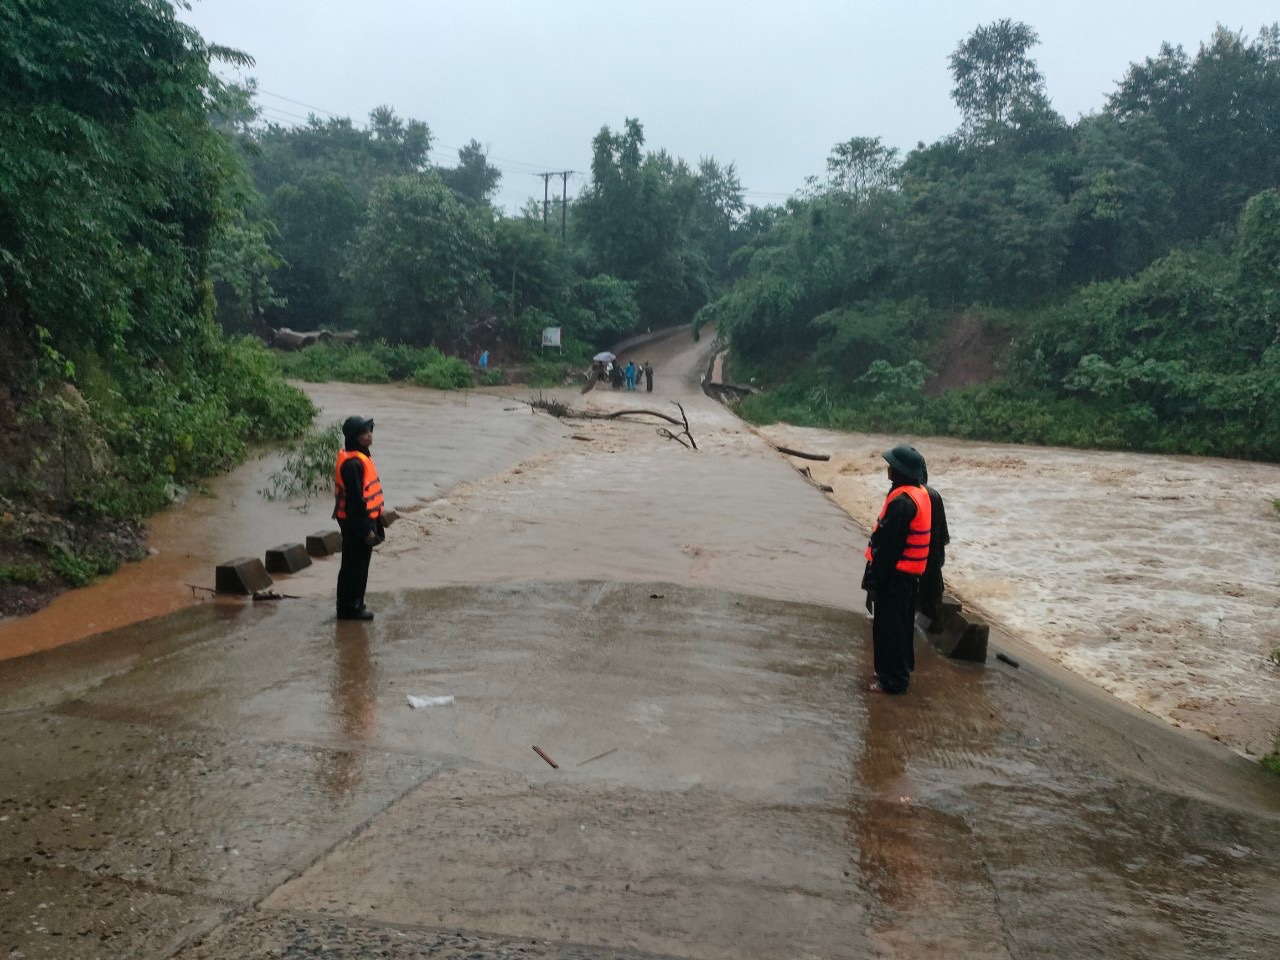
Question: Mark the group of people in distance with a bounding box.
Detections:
[862,444,949,695]
[598,359,653,392]
[331,415,949,699]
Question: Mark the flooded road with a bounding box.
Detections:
[757,424,1280,759]
[1,329,1277,959]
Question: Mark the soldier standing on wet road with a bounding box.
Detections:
[334,415,385,621]
[862,444,931,694]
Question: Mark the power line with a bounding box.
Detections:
[258,105,314,125]
[256,88,340,119]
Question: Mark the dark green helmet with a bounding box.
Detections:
[342,415,374,440]
[882,444,925,483]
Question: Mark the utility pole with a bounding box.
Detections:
[559,171,571,243]
[538,172,552,227]
[536,171,575,239]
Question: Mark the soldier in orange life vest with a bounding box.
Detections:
[333,415,385,621]
[862,444,931,694]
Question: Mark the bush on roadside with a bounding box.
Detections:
[260,421,343,508]
[275,341,481,389]
[410,353,474,389]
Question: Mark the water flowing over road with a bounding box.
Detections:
[1,330,1276,959]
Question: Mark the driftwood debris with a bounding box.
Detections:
[527,398,698,450]
[796,465,834,493]
[582,403,697,449]
[775,445,830,461]
[253,589,300,601]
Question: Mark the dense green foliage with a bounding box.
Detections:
[228,104,747,360]
[0,0,314,520]
[713,22,1280,462]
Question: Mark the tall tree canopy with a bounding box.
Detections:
[949,19,1054,144]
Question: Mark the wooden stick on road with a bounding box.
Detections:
[532,745,559,769]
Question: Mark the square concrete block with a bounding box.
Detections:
[215,557,273,595]
[306,529,343,557]
[265,543,313,574]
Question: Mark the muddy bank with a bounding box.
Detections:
[0,384,574,660]
[0,499,147,618]
[758,424,1280,758]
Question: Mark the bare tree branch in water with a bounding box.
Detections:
[526,398,697,449]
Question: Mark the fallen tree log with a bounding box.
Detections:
[526,398,698,449]
[775,445,830,461]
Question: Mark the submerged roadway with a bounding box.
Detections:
[0,329,1277,959]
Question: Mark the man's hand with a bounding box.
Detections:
[864,589,876,614]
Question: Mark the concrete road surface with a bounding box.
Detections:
[1,329,1277,959]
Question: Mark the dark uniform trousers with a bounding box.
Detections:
[873,571,919,694]
[336,520,374,614]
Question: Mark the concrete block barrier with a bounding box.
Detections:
[920,593,989,663]
[264,543,312,574]
[214,557,273,595]
[306,530,342,557]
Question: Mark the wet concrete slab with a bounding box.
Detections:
[264,768,870,959]
[0,709,432,904]
[172,910,688,960]
[5,581,1274,959]
[0,859,229,960]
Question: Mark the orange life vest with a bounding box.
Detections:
[334,450,384,520]
[864,484,931,575]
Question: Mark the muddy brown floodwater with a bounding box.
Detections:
[0,328,1277,960]
[757,424,1280,759]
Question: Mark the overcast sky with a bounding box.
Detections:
[180,0,1278,213]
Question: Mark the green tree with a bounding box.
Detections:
[895,154,1068,304]
[265,173,362,328]
[439,139,502,205]
[950,19,1053,144]
[347,173,495,346]
[1060,114,1177,283]
[574,118,721,327]
[241,107,433,331]
[804,136,901,201]
[0,0,314,517]
[1237,188,1280,286]
[1108,25,1280,237]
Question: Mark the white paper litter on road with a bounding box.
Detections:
[407,694,454,708]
